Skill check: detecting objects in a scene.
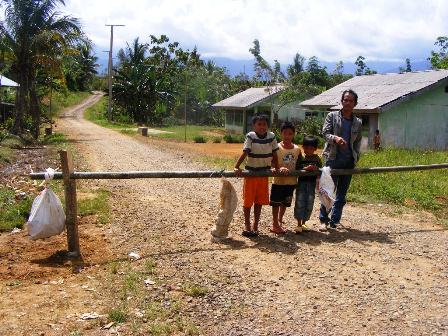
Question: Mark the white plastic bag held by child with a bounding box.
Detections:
[211,178,238,240]
[27,168,66,240]
[318,166,335,213]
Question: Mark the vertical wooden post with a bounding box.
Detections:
[60,150,80,257]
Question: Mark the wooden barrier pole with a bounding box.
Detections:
[29,163,448,180]
[60,150,80,257]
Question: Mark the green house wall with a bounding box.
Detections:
[379,83,448,150]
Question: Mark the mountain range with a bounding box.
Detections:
[95,55,432,77]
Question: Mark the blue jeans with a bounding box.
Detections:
[294,180,316,221]
[319,158,354,225]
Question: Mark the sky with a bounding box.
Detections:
[63,0,447,65]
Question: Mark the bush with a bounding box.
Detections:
[193,136,206,143]
[212,137,221,143]
[223,134,245,143]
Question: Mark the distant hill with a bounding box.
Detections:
[95,53,432,78]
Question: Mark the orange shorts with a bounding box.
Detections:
[243,176,269,207]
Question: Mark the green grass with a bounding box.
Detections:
[78,189,111,225]
[84,97,138,129]
[0,186,33,231]
[151,125,224,142]
[108,308,128,323]
[183,283,208,297]
[0,145,15,164]
[41,132,68,145]
[198,156,235,170]
[349,148,448,218]
[84,97,225,142]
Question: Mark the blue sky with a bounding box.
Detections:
[64,0,447,67]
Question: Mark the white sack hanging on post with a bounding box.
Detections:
[318,166,335,213]
[211,177,238,240]
[27,168,66,240]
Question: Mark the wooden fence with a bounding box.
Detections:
[29,150,448,257]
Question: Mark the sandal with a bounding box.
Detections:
[270,227,286,234]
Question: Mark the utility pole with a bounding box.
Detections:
[105,24,125,121]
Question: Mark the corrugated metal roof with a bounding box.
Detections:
[213,85,284,109]
[300,70,448,111]
[0,75,19,87]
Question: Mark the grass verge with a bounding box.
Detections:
[349,148,448,219]
[0,186,33,231]
[78,189,111,225]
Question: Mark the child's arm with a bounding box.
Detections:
[271,150,280,172]
[234,152,248,177]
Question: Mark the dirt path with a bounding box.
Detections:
[1,93,447,335]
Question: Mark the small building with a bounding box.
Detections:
[213,86,306,134]
[300,70,448,150]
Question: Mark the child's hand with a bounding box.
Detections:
[304,164,318,171]
[270,167,278,174]
[279,167,289,175]
[234,167,243,177]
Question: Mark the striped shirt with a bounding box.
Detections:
[243,131,279,171]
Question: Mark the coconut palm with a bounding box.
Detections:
[0,0,82,137]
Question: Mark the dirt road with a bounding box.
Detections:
[1,93,447,335]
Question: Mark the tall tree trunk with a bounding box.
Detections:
[12,72,28,135]
[29,82,41,139]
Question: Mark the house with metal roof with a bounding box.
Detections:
[300,70,448,150]
[213,85,306,134]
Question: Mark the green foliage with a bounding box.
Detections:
[212,137,221,143]
[350,148,448,218]
[63,41,98,91]
[108,308,127,323]
[183,283,208,297]
[355,56,377,76]
[78,189,111,225]
[429,36,448,69]
[0,186,32,231]
[1,0,83,137]
[223,134,245,143]
[41,132,68,145]
[193,135,206,143]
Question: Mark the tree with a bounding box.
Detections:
[355,55,377,76]
[0,0,82,138]
[355,56,367,76]
[429,36,448,69]
[399,58,412,73]
[64,40,98,91]
[249,39,275,85]
[287,53,305,78]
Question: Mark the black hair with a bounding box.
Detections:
[375,129,380,134]
[341,89,358,105]
[280,121,295,133]
[302,135,318,148]
[252,114,270,125]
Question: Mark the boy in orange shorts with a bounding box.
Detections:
[234,114,279,237]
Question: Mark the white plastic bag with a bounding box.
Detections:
[318,166,335,213]
[211,178,238,240]
[27,168,66,240]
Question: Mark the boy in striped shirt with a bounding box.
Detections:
[234,114,280,237]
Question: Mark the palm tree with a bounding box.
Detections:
[0,0,82,138]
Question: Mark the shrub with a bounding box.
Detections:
[212,137,221,143]
[223,134,245,143]
[193,136,206,143]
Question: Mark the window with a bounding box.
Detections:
[234,112,243,126]
[226,111,234,125]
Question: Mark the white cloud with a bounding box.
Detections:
[64,0,448,63]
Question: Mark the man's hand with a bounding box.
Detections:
[334,136,347,146]
[304,164,318,171]
[279,167,289,175]
[234,167,243,177]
